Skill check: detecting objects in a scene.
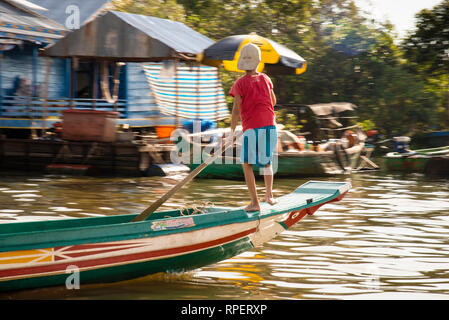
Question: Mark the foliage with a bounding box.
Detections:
[275,109,303,133]
[110,0,186,21]
[111,0,448,136]
[402,0,449,76]
[402,0,449,129]
[358,119,375,131]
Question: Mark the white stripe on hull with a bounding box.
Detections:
[0,218,263,272]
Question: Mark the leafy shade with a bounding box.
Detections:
[111,0,446,135]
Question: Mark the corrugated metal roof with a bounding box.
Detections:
[26,0,110,29]
[0,0,44,16]
[8,0,47,12]
[0,0,67,43]
[42,11,214,61]
[112,11,214,55]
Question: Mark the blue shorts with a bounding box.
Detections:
[240,125,277,166]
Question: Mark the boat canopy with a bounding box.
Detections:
[306,102,357,116]
[40,10,215,62]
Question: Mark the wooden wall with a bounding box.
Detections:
[1,43,67,98]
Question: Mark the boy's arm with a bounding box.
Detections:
[270,89,277,107]
[231,94,241,132]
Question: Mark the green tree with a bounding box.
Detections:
[293,1,439,137]
[110,0,442,136]
[402,0,449,129]
[111,0,186,21]
[403,1,449,75]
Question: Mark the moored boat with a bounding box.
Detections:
[384,145,449,173]
[424,156,449,176]
[175,128,366,179]
[0,181,350,291]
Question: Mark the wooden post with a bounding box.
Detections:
[32,46,38,98]
[92,61,97,110]
[122,63,128,119]
[69,58,74,108]
[42,57,50,137]
[113,62,120,111]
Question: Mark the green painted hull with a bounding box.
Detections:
[1,236,253,292]
[189,147,363,179]
[384,146,449,173]
[189,156,324,179]
[384,157,430,173]
[0,181,351,292]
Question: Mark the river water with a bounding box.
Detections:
[1,166,449,300]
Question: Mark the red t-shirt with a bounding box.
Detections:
[229,73,275,131]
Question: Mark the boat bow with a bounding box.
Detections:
[0,181,350,291]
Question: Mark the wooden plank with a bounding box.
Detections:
[0,137,174,175]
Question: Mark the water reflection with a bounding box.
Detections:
[1,171,449,299]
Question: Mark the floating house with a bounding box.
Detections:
[0,0,68,132]
[0,1,229,136]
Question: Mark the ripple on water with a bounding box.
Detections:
[0,172,449,300]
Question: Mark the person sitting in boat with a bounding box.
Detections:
[229,43,278,212]
[278,130,304,152]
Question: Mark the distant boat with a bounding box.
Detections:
[421,131,449,148]
[384,145,449,173]
[424,156,449,176]
[0,181,350,291]
[176,128,366,179]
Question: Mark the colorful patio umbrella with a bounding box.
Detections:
[198,33,307,75]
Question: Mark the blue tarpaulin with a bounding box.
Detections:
[143,62,229,121]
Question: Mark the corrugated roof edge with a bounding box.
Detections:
[109,10,214,54]
[3,0,67,31]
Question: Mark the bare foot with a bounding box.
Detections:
[266,197,278,205]
[244,204,260,212]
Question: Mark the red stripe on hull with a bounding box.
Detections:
[0,228,257,280]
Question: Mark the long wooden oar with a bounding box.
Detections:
[131,131,241,222]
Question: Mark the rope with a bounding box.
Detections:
[178,201,214,216]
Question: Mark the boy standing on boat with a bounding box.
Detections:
[229,43,278,212]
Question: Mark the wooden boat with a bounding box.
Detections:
[176,128,366,179]
[0,181,350,291]
[384,146,449,173]
[424,156,449,176]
